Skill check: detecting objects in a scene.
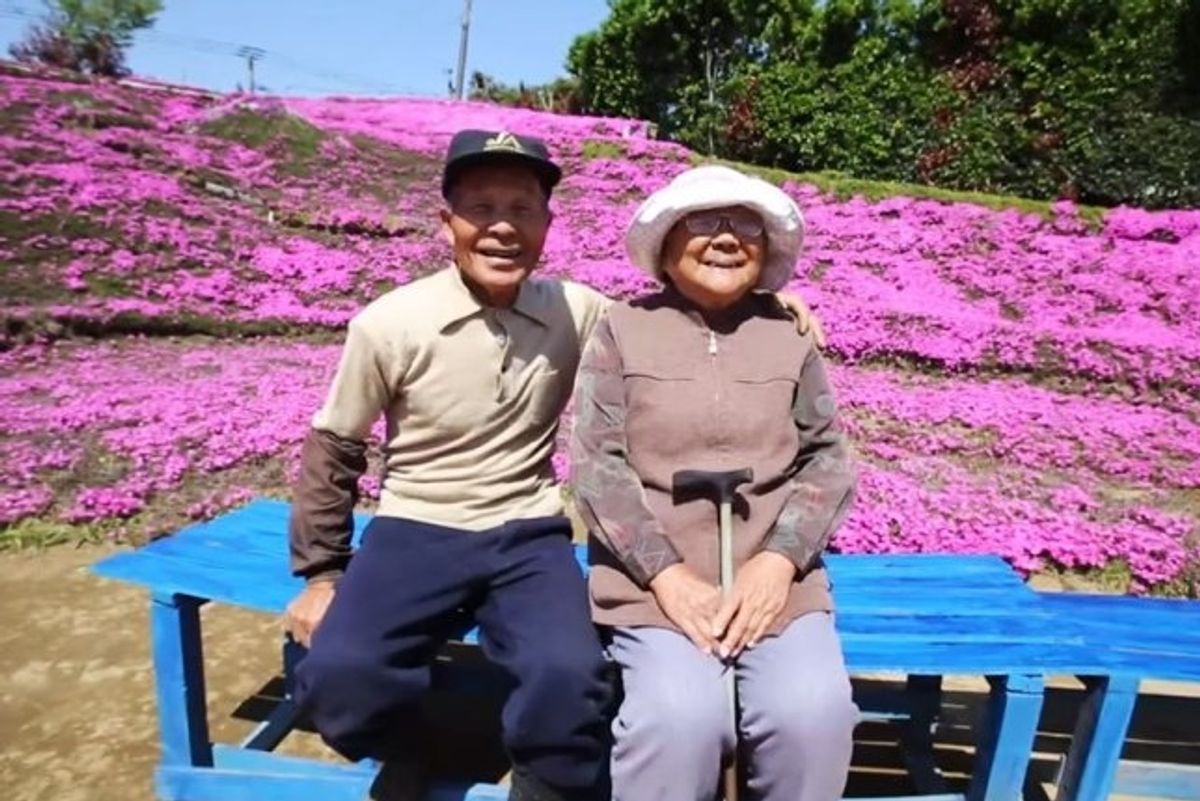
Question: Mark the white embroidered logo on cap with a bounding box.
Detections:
[484,132,524,153]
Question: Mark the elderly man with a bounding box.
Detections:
[283,129,822,801]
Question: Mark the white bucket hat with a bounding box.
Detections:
[625,165,805,292]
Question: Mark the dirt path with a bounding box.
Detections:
[0,543,321,801]
[1,544,1196,801]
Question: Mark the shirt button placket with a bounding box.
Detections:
[486,312,511,401]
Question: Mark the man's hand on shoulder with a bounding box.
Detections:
[773,291,827,348]
[283,578,337,648]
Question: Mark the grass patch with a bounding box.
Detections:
[200,108,326,177]
[581,139,627,160]
[1045,557,1196,599]
[45,89,114,109]
[348,134,437,173]
[0,309,345,345]
[8,146,65,165]
[695,155,1106,225]
[0,208,107,239]
[0,100,37,134]
[346,134,440,204]
[0,267,68,304]
[140,198,187,219]
[84,275,128,297]
[45,89,155,132]
[0,517,116,549]
[61,106,154,132]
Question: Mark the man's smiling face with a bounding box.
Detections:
[440,164,552,307]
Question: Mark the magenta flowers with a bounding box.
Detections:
[0,67,1195,593]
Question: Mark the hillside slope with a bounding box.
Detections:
[1,64,1196,593]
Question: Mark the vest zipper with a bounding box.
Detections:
[707,328,721,449]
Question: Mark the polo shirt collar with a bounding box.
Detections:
[435,264,552,331]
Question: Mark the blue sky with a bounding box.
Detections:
[0,0,612,97]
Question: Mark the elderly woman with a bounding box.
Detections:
[570,165,859,801]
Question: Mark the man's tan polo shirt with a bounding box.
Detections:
[311,265,609,530]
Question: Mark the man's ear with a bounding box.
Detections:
[439,207,454,248]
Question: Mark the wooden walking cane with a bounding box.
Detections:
[672,467,754,801]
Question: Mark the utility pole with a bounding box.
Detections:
[237,46,266,94]
[453,0,473,100]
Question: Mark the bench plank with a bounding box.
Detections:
[158,764,511,801]
[1113,760,1200,801]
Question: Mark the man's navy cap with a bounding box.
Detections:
[441,129,562,199]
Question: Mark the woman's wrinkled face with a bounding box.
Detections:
[660,205,765,311]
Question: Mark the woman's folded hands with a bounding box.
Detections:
[649,551,797,660]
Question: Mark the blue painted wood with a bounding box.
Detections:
[97,499,1200,801]
[96,551,300,613]
[133,500,1020,586]
[101,498,1025,574]
[1055,674,1140,801]
[1114,760,1200,801]
[834,594,1046,617]
[859,710,914,723]
[100,544,1032,594]
[1038,593,1200,658]
[852,796,965,801]
[1039,591,1200,618]
[282,637,303,699]
[842,638,1200,681]
[157,764,511,801]
[239,699,299,752]
[836,615,1066,641]
[96,503,1200,678]
[156,765,369,801]
[151,593,213,769]
[127,533,1028,598]
[207,746,973,801]
[166,498,999,565]
[965,674,1045,801]
[854,686,924,718]
[101,524,1200,679]
[900,675,948,796]
[213,745,373,776]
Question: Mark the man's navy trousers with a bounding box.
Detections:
[294,514,612,798]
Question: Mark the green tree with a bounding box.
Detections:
[10,0,163,77]
[569,0,1200,207]
[567,0,816,149]
[467,71,582,114]
[925,0,1200,205]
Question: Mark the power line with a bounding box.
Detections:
[0,2,411,95]
[235,45,264,94]
[136,29,404,94]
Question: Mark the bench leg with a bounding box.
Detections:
[282,636,305,698]
[967,673,1044,801]
[150,592,213,769]
[901,674,950,795]
[1056,674,1139,801]
[238,637,307,752]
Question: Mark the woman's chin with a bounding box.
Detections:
[694,278,752,303]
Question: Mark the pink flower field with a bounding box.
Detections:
[1,64,1196,593]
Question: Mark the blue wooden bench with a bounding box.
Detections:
[91,498,1198,801]
[1034,592,1200,801]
